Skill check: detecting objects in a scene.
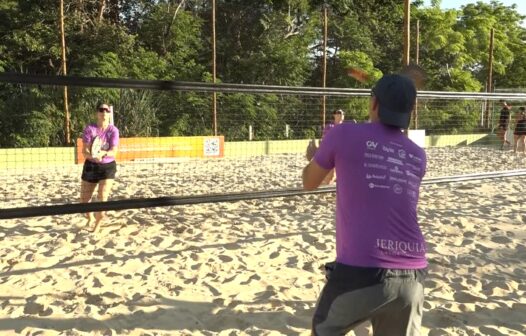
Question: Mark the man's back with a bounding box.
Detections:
[314,122,427,269]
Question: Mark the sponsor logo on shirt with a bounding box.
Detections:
[366,141,378,150]
[366,174,386,180]
[405,162,421,172]
[408,153,422,162]
[364,163,387,170]
[406,170,419,179]
[364,153,384,160]
[387,157,404,166]
[389,141,403,147]
[390,166,404,175]
[368,183,390,189]
[408,180,418,188]
[393,184,403,194]
[376,239,426,256]
[398,149,406,159]
[389,176,407,183]
[382,145,395,154]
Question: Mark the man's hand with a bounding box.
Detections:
[303,160,330,190]
[306,139,318,161]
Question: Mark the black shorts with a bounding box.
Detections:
[81,160,117,183]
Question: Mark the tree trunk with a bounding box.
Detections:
[98,0,105,23]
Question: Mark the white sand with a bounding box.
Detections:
[0,146,525,335]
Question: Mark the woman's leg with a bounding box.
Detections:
[514,135,519,152]
[80,180,97,224]
[497,128,505,149]
[92,178,115,232]
[504,129,511,146]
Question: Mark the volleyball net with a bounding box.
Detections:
[1,73,526,219]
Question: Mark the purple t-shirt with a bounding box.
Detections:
[82,123,119,164]
[314,122,427,269]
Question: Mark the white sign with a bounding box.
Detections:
[408,129,426,148]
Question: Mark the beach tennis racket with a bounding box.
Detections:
[400,64,427,90]
[346,67,370,83]
[90,135,103,158]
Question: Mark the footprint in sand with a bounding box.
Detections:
[218,255,233,263]
[23,301,53,316]
[240,274,261,285]
[491,235,512,244]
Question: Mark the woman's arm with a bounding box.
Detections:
[102,127,120,158]
[102,146,118,158]
[81,141,92,160]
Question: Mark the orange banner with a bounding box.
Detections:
[76,136,224,163]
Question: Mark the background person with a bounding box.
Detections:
[305,109,352,183]
[497,101,512,150]
[513,107,526,154]
[303,74,427,336]
[322,109,345,138]
[321,109,346,184]
[80,102,120,232]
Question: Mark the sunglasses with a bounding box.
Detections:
[97,107,111,113]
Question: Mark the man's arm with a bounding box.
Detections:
[302,160,330,191]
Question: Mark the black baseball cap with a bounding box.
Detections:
[372,74,416,129]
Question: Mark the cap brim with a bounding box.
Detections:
[378,106,411,128]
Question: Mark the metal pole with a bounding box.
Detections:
[321,5,328,133]
[60,0,71,144]
[212,0,217,136]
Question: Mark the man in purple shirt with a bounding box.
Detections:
[303,74,427,336]
[80,102,120,232]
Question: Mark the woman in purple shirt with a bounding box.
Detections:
[80,102,119,232]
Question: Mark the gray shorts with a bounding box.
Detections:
[312,262,426,336]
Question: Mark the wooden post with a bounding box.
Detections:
[321,5,328,133]
[402,0,410,136]
[415,19,420,65]
[403,0,410,66]
[414,19,420,129]
[212,0,218,136]
[60,0,71,144]
[485,28,494,128]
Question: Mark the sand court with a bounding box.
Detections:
[0,146,525,335]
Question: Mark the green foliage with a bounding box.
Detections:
[418,100,483,135]
[1,0,526,147]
